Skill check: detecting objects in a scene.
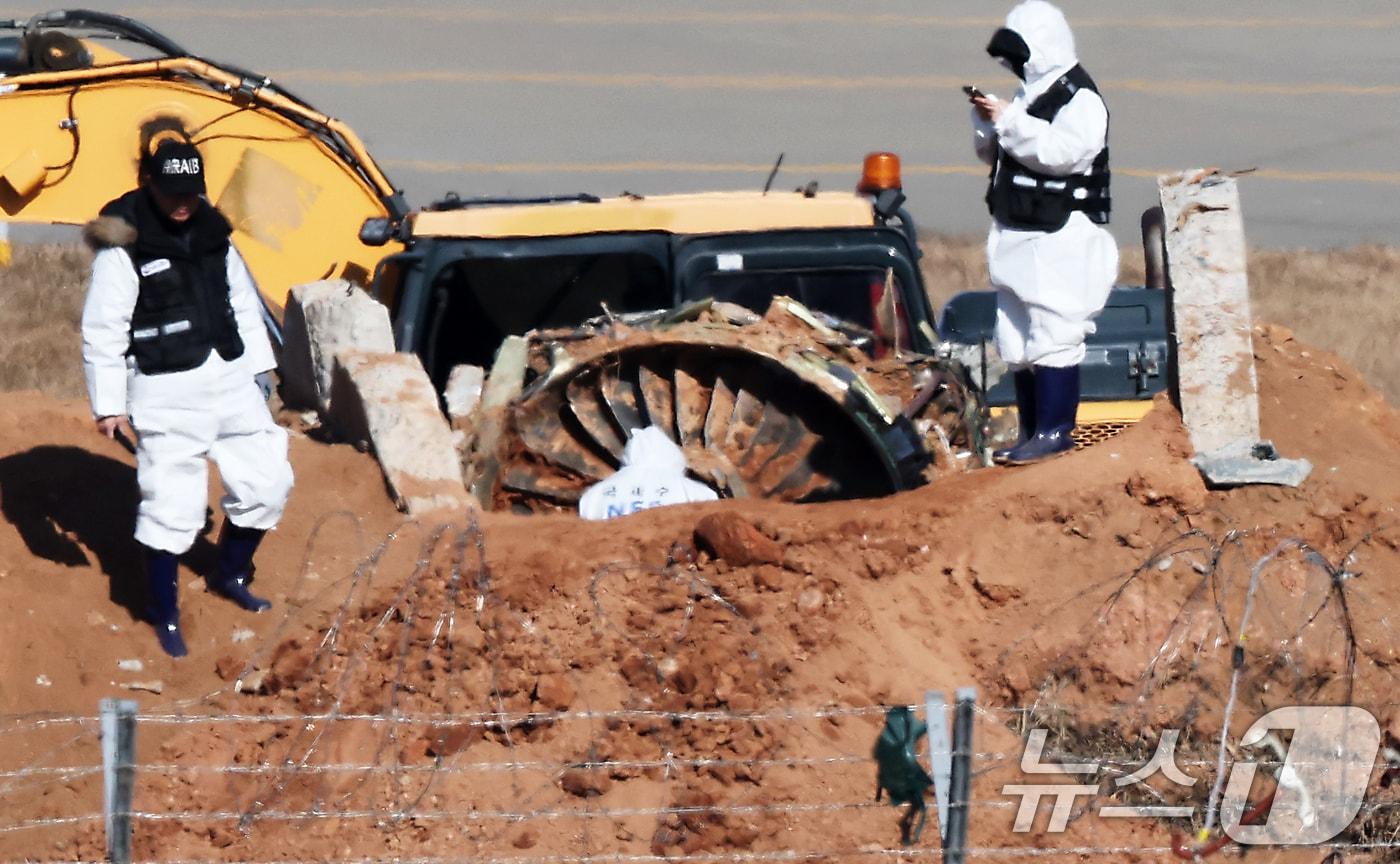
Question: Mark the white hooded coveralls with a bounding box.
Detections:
[579,426,718,520]
[82,235,293,555]
[972,0,1119,369]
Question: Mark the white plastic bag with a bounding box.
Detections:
[578,426,718,520]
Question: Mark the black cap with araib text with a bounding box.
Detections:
[144,140,206,196]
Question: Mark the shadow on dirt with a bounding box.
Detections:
[0,445,217,621]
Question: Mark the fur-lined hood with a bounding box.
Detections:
[83,189,141,251]
[83,215,138,250]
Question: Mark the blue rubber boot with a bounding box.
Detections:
[1004,365,1080,465]
[145,547,188,658]
[211,523,272,613]
[992,368,1037,464]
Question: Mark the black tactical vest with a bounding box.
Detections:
[101,190,245,375]
[986,64,1111,232]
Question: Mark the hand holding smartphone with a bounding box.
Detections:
[965,85,1001,122]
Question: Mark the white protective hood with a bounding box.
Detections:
[1004,0,1079,88]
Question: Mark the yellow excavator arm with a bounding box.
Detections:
[0,10,405,309]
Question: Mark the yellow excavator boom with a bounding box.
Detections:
[0,10,404,310]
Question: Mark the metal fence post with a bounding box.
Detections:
[101,698,138,864]
[944,687,976,864]
[924,691,952,844]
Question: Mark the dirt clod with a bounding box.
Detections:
[534,672,575,710]
[214,654,244,681]
[559,766,612,798]
[694,512,785,566]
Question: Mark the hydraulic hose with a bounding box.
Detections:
[24,8,189,56]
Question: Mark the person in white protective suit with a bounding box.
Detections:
[81,138,294,658]
[969,0,1119,465]
[579,426,718,520]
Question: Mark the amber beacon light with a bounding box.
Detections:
[857,152,903,194]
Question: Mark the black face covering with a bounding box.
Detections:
[986,27,1031,80]
[143,188,197,238]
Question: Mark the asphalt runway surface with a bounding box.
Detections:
[4,1,1399,249]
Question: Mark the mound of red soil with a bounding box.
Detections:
[2,324,1397,862]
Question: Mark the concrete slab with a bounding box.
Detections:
[443,363,486,430]
[1160,169,1313,489]
[1159,170,1261,455]
[1192,439,1313,488]
[279,280,395,413]
[327,349,473,516]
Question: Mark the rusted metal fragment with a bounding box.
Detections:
[767,457,830,502]
[511,395,615,481]
[736,402,794,473]
[565,371,626,459]
[746,410,810,485]
[724,385,765,456]
[673,361,710,446]
[499,464,586,504]
[703,366,739,451]
[598,361,646,434]
[637,361,677,441]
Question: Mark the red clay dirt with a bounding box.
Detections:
[1,324,1398,863]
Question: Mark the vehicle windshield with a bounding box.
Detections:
[420,253,913,387]
[422,252,669,383]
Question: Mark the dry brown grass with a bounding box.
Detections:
[0,243,90,398]
[919,232,1400,405]
[1247,245,1400,398]
[1,238,1396,405]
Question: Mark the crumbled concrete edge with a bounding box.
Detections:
[1191,439,1313,488]
[468,336,529,505]
[279,280,395,413]
[444,364,486,427]
[328,349,476,515]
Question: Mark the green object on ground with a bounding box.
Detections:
[874,705,934,845]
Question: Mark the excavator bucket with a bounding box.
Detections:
[0,10,406,310]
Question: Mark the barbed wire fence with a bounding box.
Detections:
[1,516,1398,862]
[4,700,1399,862]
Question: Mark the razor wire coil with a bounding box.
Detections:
[3,522,1398,861]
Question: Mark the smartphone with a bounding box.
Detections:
[963,84,985,100]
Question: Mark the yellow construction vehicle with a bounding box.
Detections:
[0,9,404,307]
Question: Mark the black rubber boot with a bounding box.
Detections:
[1004,365,1080,465]
[211,523,272,613]
[145,546,188,658]
[992,368,1037,464]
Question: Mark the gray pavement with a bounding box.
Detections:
[3,1,1399,248]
